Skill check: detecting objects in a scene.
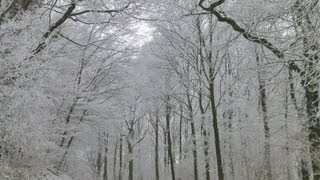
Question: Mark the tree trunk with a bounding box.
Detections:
[127,127,134,180]
[164,124,168,168]
[96,132,103,179]
[289,68,309,180]
[128,142,133,180]
[179,104,183,162]
[304,49,320,180]
[190,120,199,180]
[197,17,211,179]
[256,53,272,180]
[155,110,160,180]
[227,112,235,180]
[58,109,86,171]
[187,93,199,180]
[97,146,102,178]
[284,85,292,180]
[165,95,176,180]
[103,134,109,180]
[60,99,78,147]
[305,84,320,180]
[113,140,118,180]
[201,114,210,180]
[294,1,320,178]
[119,136,123,180]
[209,80,224,180]
[205,13,224,180]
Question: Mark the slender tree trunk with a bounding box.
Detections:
[284,85,291,180]
[179,104,183,162]
[165,95,176,180]
[190,120,199,180]
[227,112,235,180]
[103,134,109,180]
[60,99,78,147]
[58,109,86,170]
[304,53,320,180]
[114,140,118,180]
[205,13,224,180]
[301,159,310,180]
[201,114,210,180]
[223,62,235,180]
[305,81,320,180]
[128,142,133,180]
[184,120,189,160]
[209,80,224,180]
[96,132,103,179]
[238,109,250,180]
[97,147,102,178]
[164,127,167,169]
[197,17,211,179]
[119,136,123,180]
[256,53,272,180]
[155,110,160,180]
[187,93,199,180]
[127,123,134,180]
[58,136,74,171]
[289,69,309,180]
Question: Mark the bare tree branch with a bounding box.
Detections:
[70,3,131,17]
[32,2,76,56]
[198,0,303,75]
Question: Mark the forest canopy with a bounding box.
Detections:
[0,0,319,180]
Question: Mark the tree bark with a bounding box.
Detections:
[205,16,224,178]
[304,50,320,180]
[226,110,235,180]
[256,53,272,180]
[294,1,320,177]
[190,120,199,180]
[205,13,224,180]
[127,125,134,180]
[113,140,118,180]
[155,110,160,180]
[187,92,199,180]
[200,111,210,180]
[119,136,123,180]
[128,141,133,180]
[164,125,167,168]
[103,134,109,180]
[96,132,103,178]
[179,104,183,162]
[197,16,211,180]
[165,95,176,180]
[209,77,224,180]
[58,109,86,171]
[284,85,292,180]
